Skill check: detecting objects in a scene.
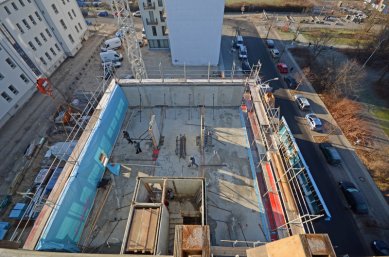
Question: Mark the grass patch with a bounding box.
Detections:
[371,107,389,137]
[300,28,372,46]
[225,0,310,8]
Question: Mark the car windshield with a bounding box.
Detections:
[346,187,359,193]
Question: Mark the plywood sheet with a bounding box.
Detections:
[126,208,160,253]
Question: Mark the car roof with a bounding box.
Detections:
[239,45,247,50]
[236,35,243,41]
[272,49,280,53]
[267,39,274,43]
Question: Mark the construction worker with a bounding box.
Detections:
[135,141,142,154]
[123,130,133,144]
[188,156,198,168]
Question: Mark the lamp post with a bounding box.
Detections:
[259,77,279,85]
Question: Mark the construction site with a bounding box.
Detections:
[0,0,353,256]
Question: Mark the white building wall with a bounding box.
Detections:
[0,0,66,75]
[0,38,36,128]
[138,0,169,49]
[164,0,224,66]
[34,0,87,57]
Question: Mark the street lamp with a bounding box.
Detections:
[259,77,279,85]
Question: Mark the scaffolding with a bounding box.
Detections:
[242,66,330,238]
[11,76,113,246]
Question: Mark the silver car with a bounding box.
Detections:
[305,113,322,131]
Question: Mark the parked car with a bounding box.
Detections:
[276,63,288,74]
[103,64,114,80]
[305,113,323,131]
[371,240,389,256]
[241,60,251,74]
[257,83,273,93]
[270,48,280,58]
[339,181,368,214]
[133,11,141,17]
[97,11,109,17]
[234,35,244,49]
[319,143,341,165]
[102,61,122,68]
[266,39,275,48]
[238,45,248,60]
[284,76,298,89]
[294,94,310,111]
[85,20,93,26]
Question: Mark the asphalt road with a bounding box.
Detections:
[243,35,368,256]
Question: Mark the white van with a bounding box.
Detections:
[101,38,122,51]
[100,50,123,63]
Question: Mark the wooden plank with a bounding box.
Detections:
[126,208,160,253]
[211,246,249,256]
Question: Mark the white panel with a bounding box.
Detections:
[165,0,224,66]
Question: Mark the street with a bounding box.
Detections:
[241,34,369,256]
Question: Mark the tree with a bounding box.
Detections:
[311,31,334,60]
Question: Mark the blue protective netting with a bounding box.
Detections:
[36,85,128,252]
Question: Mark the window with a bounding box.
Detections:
[51,4,58,14]
[4,6,11,15]
[61,0,66,4]
[74,25,79,33]
[158,0,163,7]
[6,58,16,68]
[45,28,52,37]
[68,11,73,20]
[35,11,42,21]
[152,26,157,36]
[60,19,67,29]
[8,85,19,95]
[11,2,18,10]
[45,52,51,61]
[16,23,24,33]
[27,0,31,3]
[55,43,61,51]
[40,32,47,42]
[68,34,74,43]
[1,92,12,102]
[22,19,31,30]
[28,41,36,51]
[34,37,41,46]
[19,0,25,7]
[29,15,36,25]
[78,23,82,30]
[0,73,4,80]
[40,57,47,65]
[72,9,76,17]
[162,26,167,36]
[20,74,29,83]
[50,47,56,56]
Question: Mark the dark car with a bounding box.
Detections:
[98,11,109,17]
[319,143,341,165]
[339,181,368,214]
[284,76,298,89]
[371,240,389,256]
[241,60,251,74]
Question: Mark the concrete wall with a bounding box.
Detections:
[156,204,170,255]
[166,179,202,197]
[120,82,245,107]
[164,0,224,65]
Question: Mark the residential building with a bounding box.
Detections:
[138,0,169,49]
[138,0,224,66]
[0,0,88,128]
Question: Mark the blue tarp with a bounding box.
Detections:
[45,168,64,195]
[36,85,128,252]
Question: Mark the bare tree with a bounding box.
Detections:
[311,31,334,60]
[265,18,275,39]
[363,10,380,33]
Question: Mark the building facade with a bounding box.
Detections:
[138,0,169,49]
[164,0,224,66]
[0,0,87,128]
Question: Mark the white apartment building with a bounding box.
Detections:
[138,0,224,66]
[164,0,224,66]
[0,0,88,128]
[138,0,169,49]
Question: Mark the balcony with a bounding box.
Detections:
[143,2,155,10]
[146,18,158,25]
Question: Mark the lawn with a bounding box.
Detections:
[300,28,372,46]
[225,0,311,8]
[371,107,389,137]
